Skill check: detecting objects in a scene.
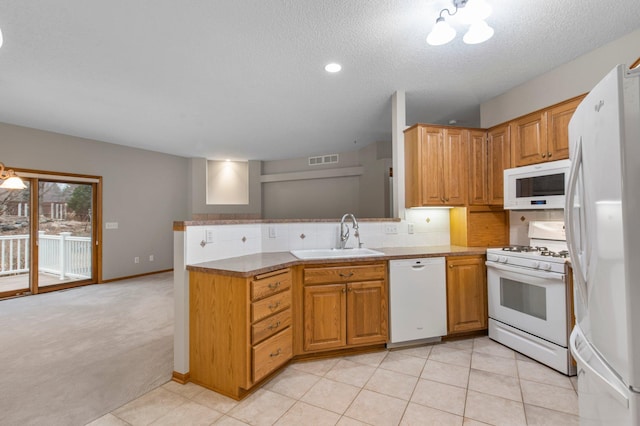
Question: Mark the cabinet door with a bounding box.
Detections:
[404,126,422,208]
[419,126,444,205]
[511,112,547,167]
[442,128,468,205]
[446,256,487,335]
[346,281,388,346]
[487,124,511,205]
[468,130,488,205]
[546,97,582,161]
[303,284,346,352]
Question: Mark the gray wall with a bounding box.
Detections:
[1,122,189,280]
[481,28,640,128]
[358,141,392,218]
[261,142,392,219]
[188,158,262,218]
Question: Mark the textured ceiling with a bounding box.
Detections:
[0,1,639,161]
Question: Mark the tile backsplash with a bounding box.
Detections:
[183,209,452,264]
[509,209,564,245]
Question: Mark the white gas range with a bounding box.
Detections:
[486,221,576,376]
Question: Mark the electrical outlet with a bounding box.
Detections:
[384,224,398,234]
[134,257,140,264]
[407,223,414,234]
[149,255,154,262]
[268,226,277,238]
[105,222,118,229]
[205,229,214,243]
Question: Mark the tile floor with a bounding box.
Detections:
[87,336,579,426]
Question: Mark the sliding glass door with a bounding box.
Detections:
[0,173,100,298]
[37,181,95,290]
[0,181,31,297]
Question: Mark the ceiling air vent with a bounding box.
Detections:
[308,154,339,166]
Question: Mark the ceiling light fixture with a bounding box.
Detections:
[0,162,27,189]
[324,63,342,73]
[427,0,494,46]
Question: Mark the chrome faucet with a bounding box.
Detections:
[339,213,362,249]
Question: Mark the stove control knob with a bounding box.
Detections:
[532,261,540,269]
[498,256,508,263]
[540,262,552,271]
[487,254,498,262]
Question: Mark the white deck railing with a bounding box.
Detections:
[0,233,92,279]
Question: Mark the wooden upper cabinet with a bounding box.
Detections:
[486,124,511,205]
[468,130,489,205]
[404,124,468,207]
[419,126,444,206]
[442,127,468,205]
[511,95,584,167]
[546,97,583,161]
[511,111,547,167]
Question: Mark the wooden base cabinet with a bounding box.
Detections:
[302,263,388,353]
[446,256,487,335]
[189,268,293,399]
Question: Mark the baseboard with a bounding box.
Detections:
[99,269,173,284]
[172,371,190,384]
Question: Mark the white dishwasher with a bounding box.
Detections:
[388,257,447,347]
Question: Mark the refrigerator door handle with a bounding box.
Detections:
[565,139,588,305]
[570,327,629,408]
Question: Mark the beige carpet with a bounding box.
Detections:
[0,272,174,426]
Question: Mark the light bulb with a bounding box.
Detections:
[0,27,3,49]
[0,176,27,190]
[458,0,492,24]
[463,20,494,44]
[427,18,456,46]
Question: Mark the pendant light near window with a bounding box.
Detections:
[0,162,27,189]
[427,0,494,46]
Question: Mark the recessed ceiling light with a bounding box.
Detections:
[325,63,342,73]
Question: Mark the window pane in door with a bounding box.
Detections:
[38,182,93,288]
[0,182,31,296]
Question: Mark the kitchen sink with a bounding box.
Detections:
[290,248,384,260]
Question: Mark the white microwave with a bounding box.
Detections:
[503,159,571,210]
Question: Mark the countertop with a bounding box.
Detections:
[186,245,488,277]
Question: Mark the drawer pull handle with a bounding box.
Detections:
[268,281,281,290]
[267,321,281,330]
[268,301,281,311]
[270,348,282,358]
[339,272,354,278]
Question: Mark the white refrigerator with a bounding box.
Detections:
[565,63,640,425]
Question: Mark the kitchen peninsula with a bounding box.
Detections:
[175,218,491,399]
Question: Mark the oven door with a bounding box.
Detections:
[487,261,567,346]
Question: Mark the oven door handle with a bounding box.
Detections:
[486,261,565,281]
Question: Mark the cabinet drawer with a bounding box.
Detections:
[304,263,386,285]
[251,270,291,301]
[252,308,292,344]
[253,327,292,383]
[251,290,291,322]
